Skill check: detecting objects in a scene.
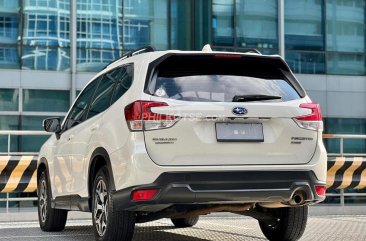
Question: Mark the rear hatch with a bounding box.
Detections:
[136,53,321,166]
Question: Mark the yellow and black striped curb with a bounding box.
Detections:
[1,155,365,193]
[327,157,366,189]
[0,156,37,193]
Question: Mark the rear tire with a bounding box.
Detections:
[171,216,199,228]
[92,166,135,241]
[37,170,68,232]
[259,206,308,241]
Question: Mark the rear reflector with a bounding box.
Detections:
[315,185,326,196]
[294,103,323,131]
[131,189,159,201]
[124,101,178,131]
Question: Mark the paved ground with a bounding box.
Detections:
[0,215,365,241]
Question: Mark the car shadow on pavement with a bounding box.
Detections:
[134,226,266,241]
[0,225,266,241]
[63,225,211,241]
[63,225,267,241]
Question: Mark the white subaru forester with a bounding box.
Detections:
[38,46,327,241]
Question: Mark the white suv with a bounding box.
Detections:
[38,46,327,241]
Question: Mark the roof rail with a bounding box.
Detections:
[245,49,262,54]
[102,46,155,69]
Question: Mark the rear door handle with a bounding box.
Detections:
[91,124,100,131]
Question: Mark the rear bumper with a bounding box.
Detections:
[112,170,326,211]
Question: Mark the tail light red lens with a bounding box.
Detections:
[131,189,159,201]
[294,103,323,131]
[296,103,322,121]
[315,185,326,196]
[124,101,178,131]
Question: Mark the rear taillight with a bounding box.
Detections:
[293,103,323,131]
[124,101,178,131]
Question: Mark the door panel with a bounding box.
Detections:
[54,74,101,196]
[53,133,73,196]
[68,117,102,196]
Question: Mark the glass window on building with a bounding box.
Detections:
[22,47,70,71]
[326,0,365,75]
[0,88,19,111]
[286,51,325,74]
[170,0,211,50]
[285,0,325,74]
[23,89,70,112]
[77,48,121,72]
[212,0,234,46]
[77,0,121,50]
[236,0,278,51]
[76,0,122,72]
[212,0,278,53]
[76,0,169,72]
[193,0,211,50]
[22,0,70,70]
[327,52,365,75]
[285,0,324,51]
[327,0,365,53]
[0,1,20,69]
[171,0,192,50]
[124,0,168,50]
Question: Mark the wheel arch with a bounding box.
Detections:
[37,157,52,198]
[87,147,116,206]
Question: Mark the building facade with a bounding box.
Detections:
[0,0,365,205]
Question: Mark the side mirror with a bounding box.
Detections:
[43,118,61,133]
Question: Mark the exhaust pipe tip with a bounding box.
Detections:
[293,194,303,204]
[288,191,306,206]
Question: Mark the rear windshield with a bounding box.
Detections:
[146,55,302,102]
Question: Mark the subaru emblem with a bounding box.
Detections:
[232,107,248,115]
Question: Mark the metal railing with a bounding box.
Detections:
[0,130,51,156]
[323,134,366,157]
[0,130,51,212]
[323,134,366,206]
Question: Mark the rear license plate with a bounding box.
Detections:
[216,123,264,142]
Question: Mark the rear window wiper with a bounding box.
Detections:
[232,95,282,102]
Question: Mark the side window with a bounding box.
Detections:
[86,72,116,120]
[64,77,100,130]
[86,64,134,119]
[110,64,133,104]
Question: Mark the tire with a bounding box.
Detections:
[171,216,199,228]
[259,206,308,241]
[92,166,135,241]
[37,170,68,232]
